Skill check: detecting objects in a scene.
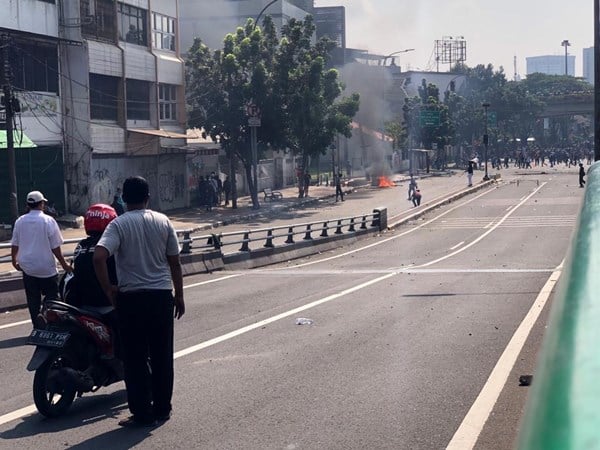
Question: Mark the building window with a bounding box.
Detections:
[89,73,119,121]
[81,0,117,42]
[159,84,177,121]
[126,79,150,120]
[8,41,59,94]
[118,3,147,46]
[152,13,176,51]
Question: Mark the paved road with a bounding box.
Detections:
[0,167,584,449]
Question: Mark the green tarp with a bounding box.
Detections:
[0,131,37,148]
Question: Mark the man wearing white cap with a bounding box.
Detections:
[11,190,72,325]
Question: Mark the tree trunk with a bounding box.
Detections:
[245,163,260,209]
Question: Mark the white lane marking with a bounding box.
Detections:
[0,405,37,427]
[0,320,30,331]
[283,187,497,269]
[450,242,465,250]
[0,275,243,331]
[183,274,243,289]
[173,272,397,360]
[484,221,494,229]
[417,183,546,268]
[446,261,563,450]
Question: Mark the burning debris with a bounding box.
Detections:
[378,176,396,188]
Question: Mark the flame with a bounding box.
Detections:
[378,176,395,188]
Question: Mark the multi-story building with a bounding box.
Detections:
[60,0,189,214]
[0,0,190,222]
[179,0,312,54]
[0,0,66,222]
[526,55,576,76]
[583,47,594,84]
[314,6,345,67]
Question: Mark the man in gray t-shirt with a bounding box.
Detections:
[94,176,185,427]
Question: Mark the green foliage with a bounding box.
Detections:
[185,15,359,204]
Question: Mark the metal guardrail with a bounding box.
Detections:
[179,211,382,254]
[0,210,383,267]
[517,161,600,449]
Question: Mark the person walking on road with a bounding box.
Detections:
[466,161,474,187]
[579,163,586,188]
[11,190,72,326]
[407,175,418,200]
[411,188,422,207]
[94,176,185,427]
[335,172,345,202]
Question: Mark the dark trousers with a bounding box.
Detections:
[335,184,344,201]
[117,290,175,420]
[22,273,58,324]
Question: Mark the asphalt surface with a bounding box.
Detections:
[0,164,586,449]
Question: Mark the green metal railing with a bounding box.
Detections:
[517,161,600,449]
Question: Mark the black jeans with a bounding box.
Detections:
[22,273,59,324]
[117,290,175,421]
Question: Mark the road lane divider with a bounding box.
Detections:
[446,261,563,450]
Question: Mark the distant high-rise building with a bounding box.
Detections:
[314,6,346,66]
[288,0,314,14]
[179,0,312,54]
[583,47,594,84]
[526,55,575,76]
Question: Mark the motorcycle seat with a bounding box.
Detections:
[45,300,114,321]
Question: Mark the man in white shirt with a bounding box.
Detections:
[11,190,72,325]
[94,176,185,427]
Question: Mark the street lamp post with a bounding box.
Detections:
[482,102,490,181]
[380,48,415,67]
[243,1,278,209]
[561,39,571,76]
[254,0,279,29]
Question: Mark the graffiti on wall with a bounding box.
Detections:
[158,171,185,203]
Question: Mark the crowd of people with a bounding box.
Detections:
[483,147,595,171]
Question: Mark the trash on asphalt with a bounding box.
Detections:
[295,318,314,325]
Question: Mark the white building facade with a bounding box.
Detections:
[1,0,191,218]
[60,0,189,213]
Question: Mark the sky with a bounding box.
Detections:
[314,0,594,78]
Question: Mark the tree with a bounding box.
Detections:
[186,15,359,205]
[275,17,359,197]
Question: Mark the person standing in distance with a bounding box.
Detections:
[11,190,72,326]
[335,172,345,202]
[93,176,185,427]
[466,161,474,187]
[579,162,586,188]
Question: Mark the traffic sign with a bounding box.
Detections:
[246,103,261,118]
[248,117,261,127]
[419,110,440,127]
[488,111,497,127]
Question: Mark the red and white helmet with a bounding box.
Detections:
[84,203,117,235]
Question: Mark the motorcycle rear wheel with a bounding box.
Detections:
[33,350,77,418]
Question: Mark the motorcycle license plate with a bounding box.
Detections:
[27,329,70,348]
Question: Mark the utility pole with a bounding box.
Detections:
[482,102,490,181]
[561,40,571,76]
[1,34,18,223]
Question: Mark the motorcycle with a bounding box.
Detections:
[26,298,123,418]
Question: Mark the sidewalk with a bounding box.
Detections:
[0,170,469,275]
